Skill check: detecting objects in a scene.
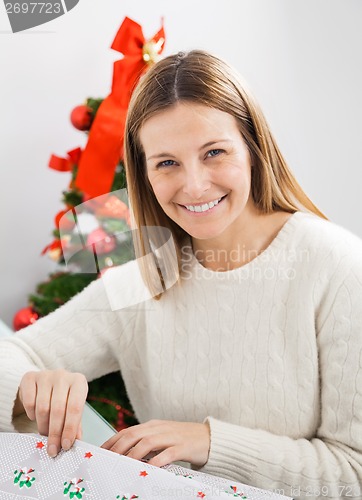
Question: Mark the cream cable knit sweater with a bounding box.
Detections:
[1,211,362,499]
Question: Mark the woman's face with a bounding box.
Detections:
[140,102,257,242]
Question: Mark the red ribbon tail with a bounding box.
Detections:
[75,99,127,198]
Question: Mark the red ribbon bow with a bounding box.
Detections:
[48,147,82,172]
[75,17,165,198]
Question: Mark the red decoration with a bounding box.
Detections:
[75,16,165,198]
[95,195,129,220]
[55,209,76,232]
[48,147,82,172]
[87,395,134,431]
[13,307,39,331]
[84,452,93,459]
[139,471,148,477]
[70,105,93,131]
[86,227,116,255]
[41,238,62,258]
[36,441,45,449]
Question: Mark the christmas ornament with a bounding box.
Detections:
[142,38,164,64]
[41,238,66,261]
[70,105,93,131]
[13,307,39,331]
[76,16,165,198]
[95,195,129,219]
[75,212,100,234]
[86,227,116,255]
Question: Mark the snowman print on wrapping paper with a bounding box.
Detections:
[13,466,36,489]
[226,485,248,498]
[63,477,85,499]
[116,495,139,499]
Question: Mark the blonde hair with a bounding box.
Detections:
[124,50,327,299]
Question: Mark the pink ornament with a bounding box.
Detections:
[86,227,116,255]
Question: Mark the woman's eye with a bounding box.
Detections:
[157,159,176,168]
[206,149,224,158]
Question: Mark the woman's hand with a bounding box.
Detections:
[101,419,210,468]
[17,369,88,457]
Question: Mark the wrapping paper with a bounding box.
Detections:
[0,433,292,499]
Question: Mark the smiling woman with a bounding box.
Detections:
[125,50,325,282]
[1,50,362,499]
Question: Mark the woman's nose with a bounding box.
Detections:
[182,165,211,200]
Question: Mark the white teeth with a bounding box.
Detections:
[184,197,223,212]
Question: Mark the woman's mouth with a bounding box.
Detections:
[179,195,228,215]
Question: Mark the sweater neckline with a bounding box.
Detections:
[184,210,308,277]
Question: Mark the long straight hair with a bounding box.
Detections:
[124,50,327,299]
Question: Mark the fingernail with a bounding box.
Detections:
[62,438,71,451]
[48,444,58,457]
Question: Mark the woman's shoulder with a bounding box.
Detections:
[100,259,156,311]
[291,211,362,273]
[289,211,361,248]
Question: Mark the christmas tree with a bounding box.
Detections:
[13,16,166,430]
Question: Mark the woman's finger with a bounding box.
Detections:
[61,374,88,452]
[34,376,52,437]
[122,432,175,461]
[18,372,37,421]
[102,425,155,455]
[101,424,144,451]
[76,420,83,440]
[47,380,70,457]
[101,420,164,451]
[147,445,179,468]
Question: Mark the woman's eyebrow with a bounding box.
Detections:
[146,139,232,161]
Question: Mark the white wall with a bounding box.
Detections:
[1,0,361,327]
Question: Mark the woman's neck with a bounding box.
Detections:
[191,211,293,272]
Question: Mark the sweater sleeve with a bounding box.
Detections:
[193,266,362,499]
[0,269,138,433]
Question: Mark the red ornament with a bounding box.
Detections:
[95,195,129,220]
[70,105,93,131]
[86,227,116,255]
[13,307,39,331]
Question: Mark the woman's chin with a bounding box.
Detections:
[182,225,225,241]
